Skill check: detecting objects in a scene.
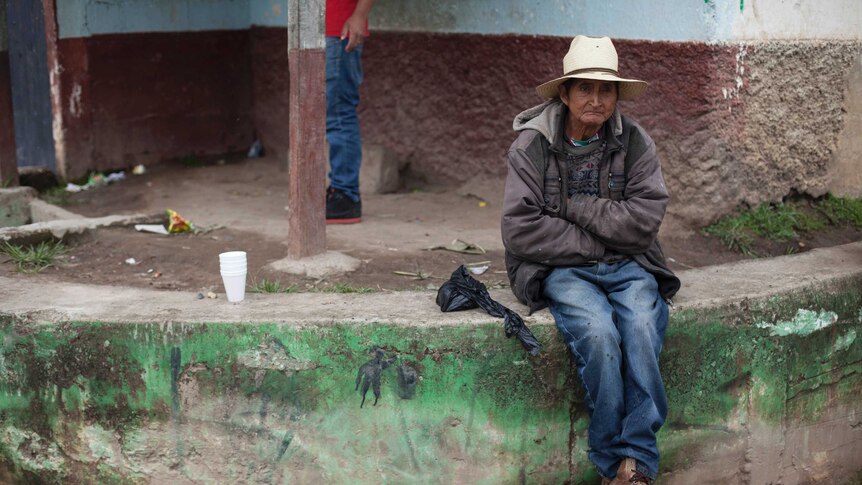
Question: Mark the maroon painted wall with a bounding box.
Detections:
[250,27,289,160]
[58,30,255,180]
[54,28,740,200]
[0,50,17,181]
[248,31,741,191]
[361,34,745,185]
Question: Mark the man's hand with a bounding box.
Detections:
[341,14,367,52]
[341,0,373,52]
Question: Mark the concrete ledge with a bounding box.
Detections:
[1,242,860,325]
[0,187,37,228]
[0,212,164,245]
[28,199,86,223]
[0,242,860,484]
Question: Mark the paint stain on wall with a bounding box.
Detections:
[355,347,396,408]
[756,309,839,337]
[68,83,82,118]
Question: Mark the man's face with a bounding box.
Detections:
[558,79,618,131]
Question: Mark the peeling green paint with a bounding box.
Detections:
[756,309,837,336]
[0,284,860,483]
[835,329,857,353]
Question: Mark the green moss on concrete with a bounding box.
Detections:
[0,282,859,482]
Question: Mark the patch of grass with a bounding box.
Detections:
[0,240,66,272]
[249,278,298,294]
[41,186,71,206]
[703,202,826,256]
[743,203,823,240]
[818,194,862,228]
[318,282,375,294]
[702,215,757,256]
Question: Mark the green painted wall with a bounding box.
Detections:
[0,286,860,483]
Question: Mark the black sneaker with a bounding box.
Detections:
[326,187,362,224]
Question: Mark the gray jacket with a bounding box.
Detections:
[501,99,681,313]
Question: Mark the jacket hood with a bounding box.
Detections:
[512,99,623,144]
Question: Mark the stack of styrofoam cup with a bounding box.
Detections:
[219,251,247,303]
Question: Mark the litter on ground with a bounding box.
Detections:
[424,239,486,255]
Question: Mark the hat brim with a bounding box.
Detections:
[536,71,648,100]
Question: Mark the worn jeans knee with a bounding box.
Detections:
[543,260,668,480]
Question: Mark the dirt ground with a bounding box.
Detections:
[3,156,860,295]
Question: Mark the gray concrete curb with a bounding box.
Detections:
[1,241,860,325]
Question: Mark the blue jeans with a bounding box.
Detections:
[325,37,363,202]
[543,259,669,480]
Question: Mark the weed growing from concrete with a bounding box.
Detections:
[0,240,66,272]
[250,278,298,294]
[702,214,757,256]
[318,282,375,294]
[702,195,862,255]
[818,194,862,227]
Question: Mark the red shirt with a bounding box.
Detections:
[326,0,368,37]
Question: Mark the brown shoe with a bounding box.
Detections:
[623,459,655,485]
[628,468,654,484]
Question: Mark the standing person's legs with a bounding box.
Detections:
[543,265,627,481]
[325,37,363,202]
[605,259,669,481]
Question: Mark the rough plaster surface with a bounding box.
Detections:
[737,41,862,211]
[830,50,862,198]
[360,34,862,223]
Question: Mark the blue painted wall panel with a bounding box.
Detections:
[369,0,714,41]
[250,0,288,27]
[57,0,250,39]
[53,0,862,41]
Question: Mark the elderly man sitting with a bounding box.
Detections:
[502,35,681,484]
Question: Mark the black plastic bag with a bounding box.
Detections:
[436,266,541,356]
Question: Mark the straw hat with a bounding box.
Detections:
[536,35,648,100]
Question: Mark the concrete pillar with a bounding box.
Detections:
[286,0,326,259]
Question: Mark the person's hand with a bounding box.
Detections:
[341,13,367,52]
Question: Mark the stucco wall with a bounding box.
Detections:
[45,0,862,216]
[830,51,862,198]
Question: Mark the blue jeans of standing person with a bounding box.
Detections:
[325,37,364,202]
[542,259,669,481]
